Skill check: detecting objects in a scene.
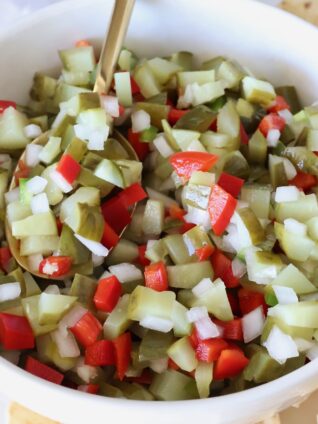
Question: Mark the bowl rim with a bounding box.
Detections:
[1,0,318,414]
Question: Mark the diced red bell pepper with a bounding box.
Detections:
[0,313,34,350]
[127,128,150,161]
[144,261,168,292]
[168,204,186,221]
[56,218,63,236]
[14,160,30,185]
[56,154,81,184]
[119,104,125,116]
[101,196,132,234]
[85,339,115,366]
[113,332,132,381]
[227,291,240,316]
[70,311,102,348]
[208,185,237,236]
[101,221,120,249]
[188,327,201,349]
[117,182,148,208]
[78,384,100,394]
[238,288,267,315]
[214,318,243,341]
[267,95,290,113]
[240,122,249,145]
[169,152,219,182]
[93,275,122,312]
[213,348,249,380]
[288,171,318,191]
[209,118,217,131]
[211,249,240,288]
[195,338,229,363]
[0,247,12,273]
[137,245,150,266]
[195,244,215,261]
[178,222,196,234]
[130,76,141,95]
[168,108,188,125]
[25,356,64,385]
[168,358,180,370]
[217,173,244,198]
[0,100,16,114]
[259,113,285,137]
[39,256,72,277]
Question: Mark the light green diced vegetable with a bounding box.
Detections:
[6,200,31,224]
[177,289,196,308]
[145,239,169,263]
[114,159,142,187]
[134,63,161,99]
[103,294,132,340]
[275,194,318,223]
[217,60,245,90]
[58,225,90,265]
[19,178,32,205]
[20,235,59,256]
[307,217,318,241]
[171,301,191,337]
[242,76,276,106]
[41,164,64,206]
[24,272,41,297]
[54,83,90,107]
[232,208,265,249]
[183,183,211,210]
[282,146,318,177]
[64,137,87,162]
[171,129,201,151]
[183,225,212,254]
[191,81,225,107]
[77,167,113,197]
[262,316,314,342]
[22,295,57,336]
[269,155,288,189]
[243,347,282,384]
[138,330,173,361]
[306,129,318,151]
[147,57,182,84]
[275,222,315,262]
[61,70,90,86]
[195,362,213,398]
[65,203,104,242]
[246,250,284,285]
[30,73,57,101]
[114,71,133,107]
[61,93,100,118]
[164,234,195,265]
[236,98,254,118]
[69,274,97,309]
[177,70,215,88]
[60,187,100,222]
[59,46,96,72]
[189,171,215,186]
[150,369,199,400]
[223,150,250,179]
[51,114,75,138]
[118,48,138,71]
[0,170,8,209]
[200,131,232,149]
[142,199,164,236]
[167,336,197,372]
[38,293,77,325]
[94,159,124,188]
[0,107,29,150]
[241,185,271,220]
[173,105,216,132]
[217,101,240,149]
[170,51,193,71]
[270,264,316,294]
[269,302,318,328]
[248,130,267,166]
[38,136,61,165]
[106,239,139,266]
[12,212,57,238]
[36,334,77,372]
[168,261,214,289]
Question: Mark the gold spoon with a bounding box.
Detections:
[5,0,137,280]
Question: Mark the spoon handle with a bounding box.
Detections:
[94,0,135,95]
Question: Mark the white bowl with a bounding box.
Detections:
[1,0,318,423]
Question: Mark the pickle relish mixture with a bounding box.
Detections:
[0,41,318,400]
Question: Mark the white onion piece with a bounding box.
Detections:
[27,254,43,272]
[263,325,299,364]
[186,306,208,323]
[51,329,80,358]
[231,258,246,278]
[266,129,281,147]
[74,124,90,140]
[5,187,19,204]
[26,176,48,195]
[278,109,293,125]
[92,254,105,267]
[98,270,112,280]
[195,316,220,340]
[140,316,174,333]
[272,285,298,305]
[307,344,318,361]
[31,192,50,214]
[52,108,68,128]
[44,285,60,294]
[223,225,241,253]
[153,134,174,158]
[146,239,157,250]
[24,124,42,139]
[87,127,109,151]
[0,154,12,171]
[149,357,168,374]
[192,278,213,298]
[74,358,98,383]
[187,139,206,152]
[275,186,300,203]
[177,84,194,109]
[108,263,142,283]
[184,206,211,232]
[59,304,88,336]
[100,95,120,118]
[283,158,297,180]
[0,283,21,302]
[74,234,109,257]
[146,187,178,208]
[242,306,265,343]
[131,110,151,133]
[50,169,73,193]
[294,338,315,353]
[284,218,307,236]
[25,144,43,168]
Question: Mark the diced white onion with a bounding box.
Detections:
[100,95,120,118]
[98,270,112,280]
[87,127,109,151]
[0,282,21,302]
[74,358,98,383]
[177,84,194,109]
[184,206,211,232]
[272,285,298,305]
[263,325,299,364]
[5,187,19,204]
[222,225,241,253]
[74,234,109,257]
[51,329,80,358]
[266,129,281,147]
[44,285,60,294]
[109,263,142,283]
[153,134,174,158]
[131,110,151,133]
[52,108,68,129]
[283,158,297,181]
[31,192,50,214]
[146,187,178,208]
[195,316,221,340]
[242,306,265,343]
[74,124,90,140]
[59,304,88,336]
[284,218,307,236]
[275,186,300,203]
[278,109,293,125]
[26,176,48,195]
[186,306,208,323]
[306,344,318,361]
[187,139,207,152]
[192,278,213,298]
[24,124,42,139]
[92,254,105,267]
[294,338,315,353]
[140,316,174,333]
[25,144,44,168]
[231,258,246,278]
[50,169,73,193]
[149,357,169,374]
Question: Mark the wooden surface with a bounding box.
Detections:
[8,403,59,424]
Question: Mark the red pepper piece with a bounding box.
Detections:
[0,313,34,350]
[169,151,219,182]
[208,185,237,236]
[101,221,120,249]
[85,339,115,366]
[0,247,12,273]
[213,348,249,380]
[195,244,215,261]
[70,311,102,348]
[289,171,318,191]
[195,338,229,363]
[130,76,141,95]
[168,204,186,221]
[178,222,196,234]
[240,122,249,145]
[93,275,122,312]
[117,182,147,208]
[217,172,244,198]
[14,160,30,185]
[56,154,81,184]
[0,100,16,114]
[137,245,150,267]
[188,327,201,349]
[168,358,180,370]
[227,291,240,316]
[127,128,149,161]
[25,356,64,385]
[144,261,168,292]
[56,218,63,236]
[211,249,240,288]
[168,108,188,125]
[267,95,290,113]
[101,196,132,234]
[238,288,267,315]
[78,384,100,394]
[39,256,72,277]
[113,332,132,381]
[214,318,243,341]
[259,113,285,137]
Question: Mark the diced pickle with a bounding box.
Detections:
[167,261,213,289]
